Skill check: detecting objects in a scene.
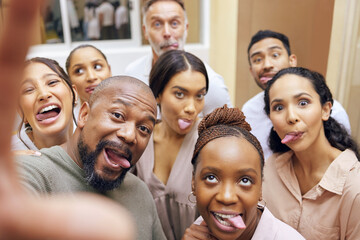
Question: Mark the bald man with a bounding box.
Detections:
[17,76,166,240]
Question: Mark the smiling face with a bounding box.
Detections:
[76,79,157,191]
[249,38,297,90]
[268,74,331,152]
[193,136,262,240]
[157,69,206,135]
[68,47,112,103]
[19,62,74,145]
[143,1,188,61]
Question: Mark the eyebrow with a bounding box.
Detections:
[201,166,258,176]
[21,73,60,85]
[250,46,283,59]
[113,99,156,125]
[71,59,103,69]
[172,86,207,93]
[270,92,312,105]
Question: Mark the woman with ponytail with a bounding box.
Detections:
[183,105,304,240]
[263,67,360,240]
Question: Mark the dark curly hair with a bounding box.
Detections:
[191,105,264,177]
[264,67,359,160]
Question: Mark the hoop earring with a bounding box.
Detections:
[188,191,196,204]
[257,197,266,210]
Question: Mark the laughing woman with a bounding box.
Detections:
[135,50,208,240]
[263,67,360,240]
[12,57,77,151]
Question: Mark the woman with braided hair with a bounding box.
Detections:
[183,105,304,240]
[135,50,208,240]
[263,67,360,240]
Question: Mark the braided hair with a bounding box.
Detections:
[191,105,264,176]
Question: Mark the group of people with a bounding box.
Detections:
[2,0,360,239]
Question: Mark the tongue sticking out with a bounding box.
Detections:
[227,215,246,229]
[178,119,191,130]
[106,149,131,169]
[36,111,59,121]
[281,134,299,144]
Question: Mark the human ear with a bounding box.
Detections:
[191,176,195,194]
[321,101,332,121]
[289,54,297,67]
[142,24,149,41]
[77,102,90,129]
[72,85,79,103]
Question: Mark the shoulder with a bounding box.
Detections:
[125,54,151,74]
[242,91,264,112]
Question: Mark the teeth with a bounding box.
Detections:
[39,105,57,114]
[214,212,238,219]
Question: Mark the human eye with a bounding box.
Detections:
[22,86,34,94]
[138,125,151,135]
[74,68,84,75]
[272,104,283,112]
[171,20,179,28]
[196,93,205,100]
[112,112,124,120]
[252,57,262,64]
[94,63,102,70]
[272,52,280,58]
[239,177,253,187]
[153,21,161,28]
[204,174,218,184]
[298,99,309,107]
[175,91,184,99]
[48,79,60,86]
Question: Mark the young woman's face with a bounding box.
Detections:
[68,47,112,103]
[193,136,262,240]
[19,62,74,138]
[268,74,331,152]
[157,69,206,135]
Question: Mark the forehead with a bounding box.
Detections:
[71,47,106,64]
[270,74,316,97]
[24,62,55,78]
[166,70,206,88]
[249,37,287,55]
[146,1,185,20]
[93,82,157,114]
[198,136,261,172]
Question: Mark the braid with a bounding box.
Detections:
[192,105,264,174]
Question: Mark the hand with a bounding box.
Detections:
[0,0,135,239]
[182,221,217,240]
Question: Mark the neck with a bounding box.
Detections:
[61,128,83,168]
[151,49,159,66]
[154,121,186,142]
[31,123,73,150]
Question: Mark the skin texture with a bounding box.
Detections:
[191,137,262,240]
[0,1,135,239]
[248,38,297,90]
[143,1,188,63]
[19,62,75,149]
[268,74,342,194]
[67,47,112,103]
[156,70,206,136]
[72,80,157,182]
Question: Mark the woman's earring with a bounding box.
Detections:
[257,197,266,210]
[188,191,196,204]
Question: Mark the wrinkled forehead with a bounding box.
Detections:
[92,82,157,113]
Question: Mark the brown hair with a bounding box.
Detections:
[192,105,264,176]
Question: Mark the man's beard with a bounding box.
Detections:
[78,136,132,192]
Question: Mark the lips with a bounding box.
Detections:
[178,118,193,130]
[85,84,98,94]
[281,132,303,144]
[35,104,61,123]
[104,148,131,169]
[160,41,179,50]
[211,211,246,232]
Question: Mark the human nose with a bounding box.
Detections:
[37,85,52,102]
[263,57,274,70]
[163,23,171,39]
[184,99,196,115]
[215,182,238,205]
[286,105,299,124]
[116,122,137,145]
[86,67,98,83]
